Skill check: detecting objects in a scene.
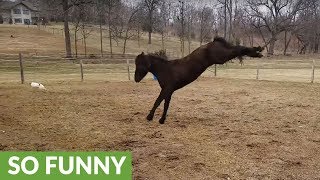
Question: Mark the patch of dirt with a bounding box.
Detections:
[1,78,320,179]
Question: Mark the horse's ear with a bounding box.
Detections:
[258,46,264,52]
[253,46,263,52]
[141,52,145,56]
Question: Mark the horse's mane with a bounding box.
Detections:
[214,37,246,62]
[213,37,233,48]
[147,54,169,62]
[147,50,169,62]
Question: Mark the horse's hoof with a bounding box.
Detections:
[159,118,165,124]
[146,114,153,121]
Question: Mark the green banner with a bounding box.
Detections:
[0,152,132,180]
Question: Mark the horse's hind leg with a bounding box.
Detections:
[147,90,165,121]
[159,94,172,124]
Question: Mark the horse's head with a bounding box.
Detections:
[245,46,264,58]
[134,52,150,82]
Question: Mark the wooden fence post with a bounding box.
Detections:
[19,53,24,84]
[80,59,84,82]
[214,64,217,76]
[311,60,315,83]
[126,58,130,81]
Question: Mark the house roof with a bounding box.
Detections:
[0,0,38,11]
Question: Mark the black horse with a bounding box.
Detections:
[134,37,264,124]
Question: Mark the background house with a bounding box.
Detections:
[0,0,39,25]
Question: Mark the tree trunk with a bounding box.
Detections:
[200,28,203,46]
[224,0,227,39]
[148,31,152,44]
[199,9,203,46]
[123,38,127,54]
[148,11,152,44]
[123,29,129,54]
[82,29,87,57]
[108,26,113,57]
[187,15,191,54]
[84,37,87,57]
[180,1,185,57]
[74,28,78,58]
[283,30,292,55]
[268,37,276,55]
[314,33,319,53]
[228,0,232,41]
[62,0,72,58]
[107,6,113,58]
[99,16,103,57]
[161,31,165,50]
[137,27,140,48]
[314,43,319,53]
[188,36,191,54]
[187,22,191,54]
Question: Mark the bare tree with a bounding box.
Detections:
[80,24,93,57]
[239,11,255,46]
[95,0,105,57]
[105,0,121,57]
[294,0,320,54]
[217,0,228,39]
[246,0,307,55]
[0,0,4,23]
[62,0,72,57]
[217,0,237,41]
[159,0,171,50]
[177,0,186,57]
[143,0,162,44]
[70,7,82,58]
[45,0,93,57]
[198,6,214,46]
[185,3,195,54]
[122,1,141,54]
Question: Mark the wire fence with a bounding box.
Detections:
[0,53,319,84]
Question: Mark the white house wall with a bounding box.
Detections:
[11,4,32,24]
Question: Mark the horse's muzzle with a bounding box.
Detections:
[134,74,143,82]
[134,77,141,83]
[134,70,147,82]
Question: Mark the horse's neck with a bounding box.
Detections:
[149,58,167,75]
[206,47,240,65]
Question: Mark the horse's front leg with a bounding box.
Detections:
[159,94,172,124]
[146,89,165,121]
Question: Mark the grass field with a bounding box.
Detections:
[1,78,320,179]
[0,24,200,57]
[1,25,320,179]
[1,24,319,84]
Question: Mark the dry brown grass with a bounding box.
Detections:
[0,24,201,58]
[1,25,320,179]
[41,23,200,57]
[0,78,320,179]
[0,25,66,55]
[1,25,319,84]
